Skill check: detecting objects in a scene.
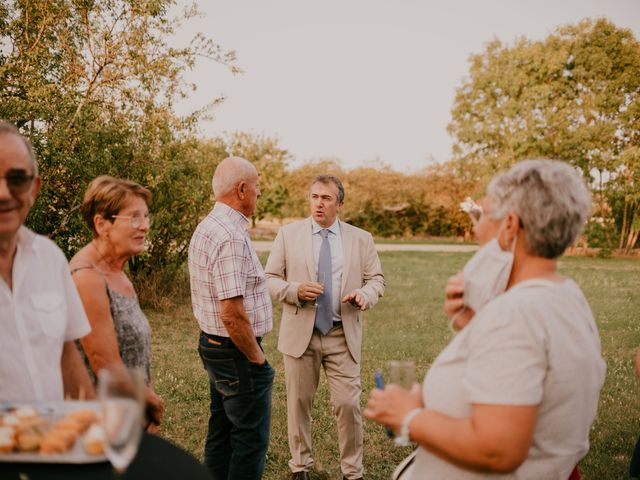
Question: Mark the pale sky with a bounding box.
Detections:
[172,0,640,172]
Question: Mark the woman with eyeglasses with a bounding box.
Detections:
[365,159,605,479]
[70,175,164,431]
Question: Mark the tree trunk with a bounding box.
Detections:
[619,194,629,250]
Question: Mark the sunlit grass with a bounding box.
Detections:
[148,252,640,480]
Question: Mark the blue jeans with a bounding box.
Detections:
[198,332,275,480]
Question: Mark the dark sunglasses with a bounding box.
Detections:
[1,169,35,194]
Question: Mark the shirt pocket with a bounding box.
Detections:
[31,292,66,339]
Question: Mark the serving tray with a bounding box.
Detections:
[0,400,107,464]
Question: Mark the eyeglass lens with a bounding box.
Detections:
[131,214,152,228]
[1,169,34,193]
[112,213,152,228]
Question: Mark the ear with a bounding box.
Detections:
[28,176,42,207]
[499,211,521,247]
[93,214,110,237]
[236,181,246,200]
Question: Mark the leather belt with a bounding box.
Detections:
[201,331,262,347]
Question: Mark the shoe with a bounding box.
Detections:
[292,472,310,480]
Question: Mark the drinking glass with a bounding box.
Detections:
[98,366,145,475]
[314,272,326,307]
[387,360,415,389]
[387,360,416,446]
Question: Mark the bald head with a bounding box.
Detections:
[0,121,37,175]
[212,156,258,198]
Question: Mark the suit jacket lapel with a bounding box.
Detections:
[339,220,352,295]
[303,218,315,281]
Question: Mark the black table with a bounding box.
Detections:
[0,433,212,480]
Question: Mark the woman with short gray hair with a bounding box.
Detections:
[365,159,605,479]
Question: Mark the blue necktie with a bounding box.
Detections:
[315,229,333,335]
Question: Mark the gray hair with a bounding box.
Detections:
[311,174,345,203]
[487,159,591,259]
[0,120,38,175]
[211,156,257,197]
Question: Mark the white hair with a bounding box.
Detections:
[211,156,257,197]
[487,159,591,259]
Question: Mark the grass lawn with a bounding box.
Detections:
[147,252,640,480]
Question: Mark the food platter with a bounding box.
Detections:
[0,400,107,464]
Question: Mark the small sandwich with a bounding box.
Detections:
[0,426,15,453]
[68,409,97,431]
[1,414,20,428]
[14,406,38,420]
[15,424,47,452]
[40,427,78,454]
[83,424,105,455]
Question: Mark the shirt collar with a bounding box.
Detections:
[17,226,37,252]
[213,202,249,228]
[312,218,340,236]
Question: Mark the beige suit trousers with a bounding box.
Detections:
[284,325,363,479]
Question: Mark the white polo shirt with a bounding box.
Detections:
[0,227,90,403]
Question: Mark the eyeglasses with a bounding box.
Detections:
[0,169,35,194]
[110,213,153,229]
[459,197,483,224]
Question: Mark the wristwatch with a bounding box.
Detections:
[394,408,422,446]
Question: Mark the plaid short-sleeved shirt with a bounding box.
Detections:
[188,202,272,337]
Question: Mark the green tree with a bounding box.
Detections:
[448,18,640,250]
[0,0,237,267]
[224,132,291,225]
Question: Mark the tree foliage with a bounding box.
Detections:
[448,18,640,250]
[281,160,474,239]
[224,132,291,225]
[0,0,237,269]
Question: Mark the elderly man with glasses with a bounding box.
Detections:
[0,120,94,403]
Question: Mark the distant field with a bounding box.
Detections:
[148,252,640,480]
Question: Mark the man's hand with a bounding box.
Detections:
[298,281,324,303]
[342,290,366,310]
[144,386,165,432]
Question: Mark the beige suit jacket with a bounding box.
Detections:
[265,218,385,363]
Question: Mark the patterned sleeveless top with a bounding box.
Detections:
[71,265,152,385]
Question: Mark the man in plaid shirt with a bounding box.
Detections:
[188,156,274,480]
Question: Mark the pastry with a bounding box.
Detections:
[83,424,105,455]
[68,409,97,430]
[0,429,15,453]
[16,425,45,452]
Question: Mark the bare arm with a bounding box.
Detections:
[221,296,265,365]
[71,266,163,424]
[364,385,537,473]
[61,341,96,399]
[71,268,124,373]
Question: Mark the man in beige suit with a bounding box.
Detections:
[265,174,385,480]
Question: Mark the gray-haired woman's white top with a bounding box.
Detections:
[411,279,605,480]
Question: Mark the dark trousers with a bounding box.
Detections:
[198,332,275,480]
[631,434,640,478]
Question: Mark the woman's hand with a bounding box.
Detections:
[144,386,165,432]
[364,383,423,432]
[444,274,475,331]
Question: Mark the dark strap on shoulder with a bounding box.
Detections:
[70,263,109,296]
[70,265,95,275]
